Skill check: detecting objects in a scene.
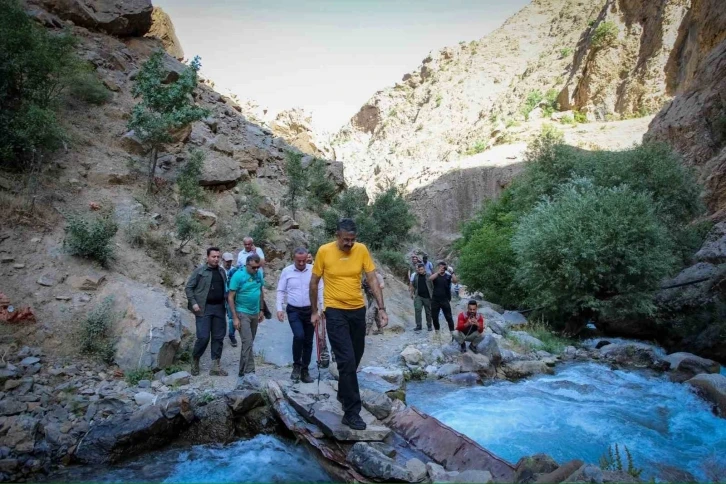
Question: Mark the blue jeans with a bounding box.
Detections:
[287,305,314,369]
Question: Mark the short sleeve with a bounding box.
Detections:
[257,247,265,260]
[229,271,241,292]
[409,273,415,283]
[312,246,325,277]
[361,245,376,273]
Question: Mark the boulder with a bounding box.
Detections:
[42,0,153,36]
[98,276,188,371]
[0,416,39,454]
[189,208,218,227]
[226,390,265,414]
[257,197,277,218]
[278,215,299,232]
[360,389,393,420]
[36,272,57,287]
[199,152,242,186]
[74,395,192,464]
[145,7,184,60]
[406,459,427,482]
[346,442,411,481]
[599,342,667,370]
[209,135,234,156]
[476,334,502,366]
[436,363,461,378]
[502,311,528,328]
[664,352,720,382]
[534,459,583,483]
[162,371,191,386]
[511,331,545,349]
[401,346,423,365]
[687,373,726,415]
[459,352,491,375]
[179,398,235,444]
[515,453,559,483]
[133,391,156,406]
[325,161,347,192]
[502,360,553,380]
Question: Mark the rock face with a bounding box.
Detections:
[41,0,154,36]
[268,108,334,159]
[645,0,726,215]
[145,7,184,60]
[98,276,189,371]
[664,352,720,382]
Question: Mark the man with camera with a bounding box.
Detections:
[453,300,485,353]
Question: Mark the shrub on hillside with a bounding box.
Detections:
[591,21,619,49]
[64,206,118,266]
[80,296,116,364]
[69,65,111,105]
[512,179,677,322]
[177,149,206,206]
[283,151,306,217]
[306,157,337,208]
[175,213,208,250]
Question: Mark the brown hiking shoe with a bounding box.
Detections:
[191,357,200,376]
[210,359,228,376]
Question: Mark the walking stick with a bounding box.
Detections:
[309,314,327,416]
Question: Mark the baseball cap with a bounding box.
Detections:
[222,252,234,261]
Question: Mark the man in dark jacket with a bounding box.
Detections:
[429,261,457,333]
[410,263,433,332]
[185,247,229,377]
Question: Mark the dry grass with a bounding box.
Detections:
[0,191,60,228]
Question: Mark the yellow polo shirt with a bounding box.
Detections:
[313,241,375,310]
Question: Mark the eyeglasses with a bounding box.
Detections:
[247,265,260,271]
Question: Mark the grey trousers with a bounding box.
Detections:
[413,295,432,330]
[453,329,484,346]
[238,312,260,376]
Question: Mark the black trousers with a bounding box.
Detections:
[431,298,455,332]
[325,307,366,416]
[192,303,227,360]
[287,305,314,369]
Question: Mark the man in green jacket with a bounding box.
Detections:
[185,247,229,377]
[410,263,433,332]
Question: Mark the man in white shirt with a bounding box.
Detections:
[276,247,324,383]
[236,237,265,271]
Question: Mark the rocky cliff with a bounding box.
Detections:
[332,0,699,249]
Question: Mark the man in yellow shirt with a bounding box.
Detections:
[310,219,387,431]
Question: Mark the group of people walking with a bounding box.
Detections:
[185,220,485,431]
[185,219,387,431]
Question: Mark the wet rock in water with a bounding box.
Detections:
[406,457,427,482]
[502,360,553,380]
[515,453,559,483]
[534,459,583,483]
[226,390,265,414]
[595,340,611,349]
[346,442,411,481]
[664,352,720,382]
[446,372,480,385]
[401,346,424,365]
[476,334,502,365]
[562,346,578,360]
[180,398,235,444]
[598,342,668,370]
[687,373,726,415]
[435,363,461,378]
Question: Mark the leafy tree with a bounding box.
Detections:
[176,149,205,207]
[591,21,619,49]
[512,179,677,323]
[283,151,307,217]
[306,157,337,208]
[0,0,77,169]
[175,213,208,250]
[128,50,208,193]
[64,206,118,266]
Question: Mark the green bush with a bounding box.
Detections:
[64,206,118,266]
[0,0,79,169]
[560,114,575,125]
[175,212,208,250]
[125,367,154,386]
[283,151,306,217]
[250,218,271,243]
[69,65,111,105]
[573,110,588,123]
[559,47,573,58]
[522,89,559,119]
[522,90,543,119]
[376,249,409,278]
[465,140,488,156]
[592,21,619,49]
[80,296,117,364]
[306,157,337,208]
[177,149,205,206]
[512,179,677,322]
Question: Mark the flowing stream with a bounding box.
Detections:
[48,435,331,483]
[407,362,726,482]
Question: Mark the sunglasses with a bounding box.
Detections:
[247,265,260,271]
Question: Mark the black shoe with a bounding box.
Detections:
[427,327,433,332]
[469,342,478,354]
[291,364,301,382]
[460,342,467,353]
[300,367,314,383]
[342,413,367,430]
[229,335,238,347]
[414,327,422,332]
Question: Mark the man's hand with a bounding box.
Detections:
[192,304,201,315]
[259,311,265,321]
[378,309,389,328]
[233,316,241,330]
[311,312,320,327]
[276,311,285,322]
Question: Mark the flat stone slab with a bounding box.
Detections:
[286,385,390,442]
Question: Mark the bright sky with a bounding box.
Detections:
[154,0,530,132]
